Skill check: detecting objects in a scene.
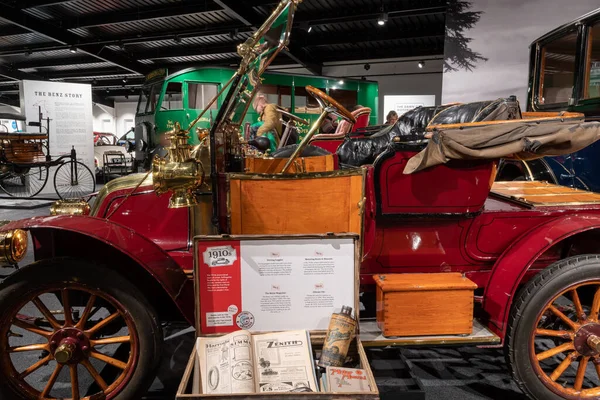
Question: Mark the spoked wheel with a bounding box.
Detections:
[53,161,95,199]
[0,166,49,198]
[508,255,600,399]
[0,258,162,399]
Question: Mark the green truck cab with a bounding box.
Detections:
[134,67,379,169]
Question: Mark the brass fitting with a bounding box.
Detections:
[152,123,204,208]
[0,229,28,265]
[50,199,91,216]
[54,342,76,364]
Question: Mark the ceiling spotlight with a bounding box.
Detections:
[92,79,98,85]
[122,77,127,83]
[69,45,77,53]
[173,35,182,44]
[105,88,110,94]
[308,25,313,33]
[338,79,344,85]
[118,42,126,50]
[377,13,388,26]
[229,28,239,39]
[125,94,129,99]
[24,49,32,56]
[418,61,425,69]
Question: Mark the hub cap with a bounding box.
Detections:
[0,286,139,400]
[531,281,600,398]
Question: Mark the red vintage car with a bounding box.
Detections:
[2,2,600,400]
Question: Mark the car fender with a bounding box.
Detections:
[483,213,600,339]
[0,215,194,323]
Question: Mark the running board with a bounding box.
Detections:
[359,318,500,347]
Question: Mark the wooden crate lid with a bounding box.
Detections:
[373,273,477,292]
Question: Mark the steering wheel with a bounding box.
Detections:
[305,86,356,124]
[279,86,355,174]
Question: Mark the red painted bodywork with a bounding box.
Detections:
[4,147,600,338]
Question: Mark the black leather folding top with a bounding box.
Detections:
[336,97,521,167]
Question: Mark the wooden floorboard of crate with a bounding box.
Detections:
[492,181,600,206]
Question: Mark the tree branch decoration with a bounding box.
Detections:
[445,0,488,72]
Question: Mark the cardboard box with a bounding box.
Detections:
[374,273,477,337]
[177,234,379,399]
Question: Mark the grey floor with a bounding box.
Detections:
[0,199,528,400]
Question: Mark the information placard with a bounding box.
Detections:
[196,237,356,335]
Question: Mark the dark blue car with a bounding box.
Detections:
[498,9,600,190]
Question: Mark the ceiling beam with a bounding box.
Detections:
[213,0,263,27]
[0,25,30,36]
[0,6,150,75]
[92,93,115,108]
[299,24,446,48]
[311,42,445,63]
[0,24,253,56]
[0,65,44,80]
[7,0,76,9]
[58,2,222,30]
[47,67,142,80]
[133,43,239,61]
[10,56,104,70]
[295,3,446,27]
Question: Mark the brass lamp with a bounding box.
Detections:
[152,123,204,208]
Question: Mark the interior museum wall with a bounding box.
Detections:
[270,58,443,122]
[442,0,599,106]
[92,101,136,137]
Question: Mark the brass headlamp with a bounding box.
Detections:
[0,229,28,265]
[152,122,204,208]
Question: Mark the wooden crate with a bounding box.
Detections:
[244,155,335,174]
[227,170,364,235]
[176,336,379,399]
[374,273,477,337]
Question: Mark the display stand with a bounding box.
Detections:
[177,234,379,399]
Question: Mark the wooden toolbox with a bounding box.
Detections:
[177,234,379,399]
[374,273,477,337]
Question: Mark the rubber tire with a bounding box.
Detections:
[506,255,600,400]
[271,144,332,159]
[0,258,163,400]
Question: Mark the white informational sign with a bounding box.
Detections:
[19,80,94,194]
[197,237,357,334]
[383,95,436,121]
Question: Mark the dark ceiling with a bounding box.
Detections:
[0,0,446,105]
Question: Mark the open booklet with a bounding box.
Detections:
[196,329,319,394]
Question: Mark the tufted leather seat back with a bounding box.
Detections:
[337,97,521,167]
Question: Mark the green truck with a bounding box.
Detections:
[134,67,379,168]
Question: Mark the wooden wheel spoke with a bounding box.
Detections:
[548,305,579,330]
[536,341,575,361]
[90,350,128,370]
[571,289,585,321]
[76,294,97,330]
[550,352,576,381]
[574,356,589,391]
[81,359,108,391]
[70,365,80,400]
[41,363,63,397]
[535,328,573,339]
[12,318,52,338]
[86,312,121,337]
[594,358,600,381]
[91,335,131,346]
[61,289,73,327]
[9,343,48,353]
[32,297,61,330]
[19,355,51,379]
[591,286,600,321]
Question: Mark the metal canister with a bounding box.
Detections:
[318,305,357,368]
